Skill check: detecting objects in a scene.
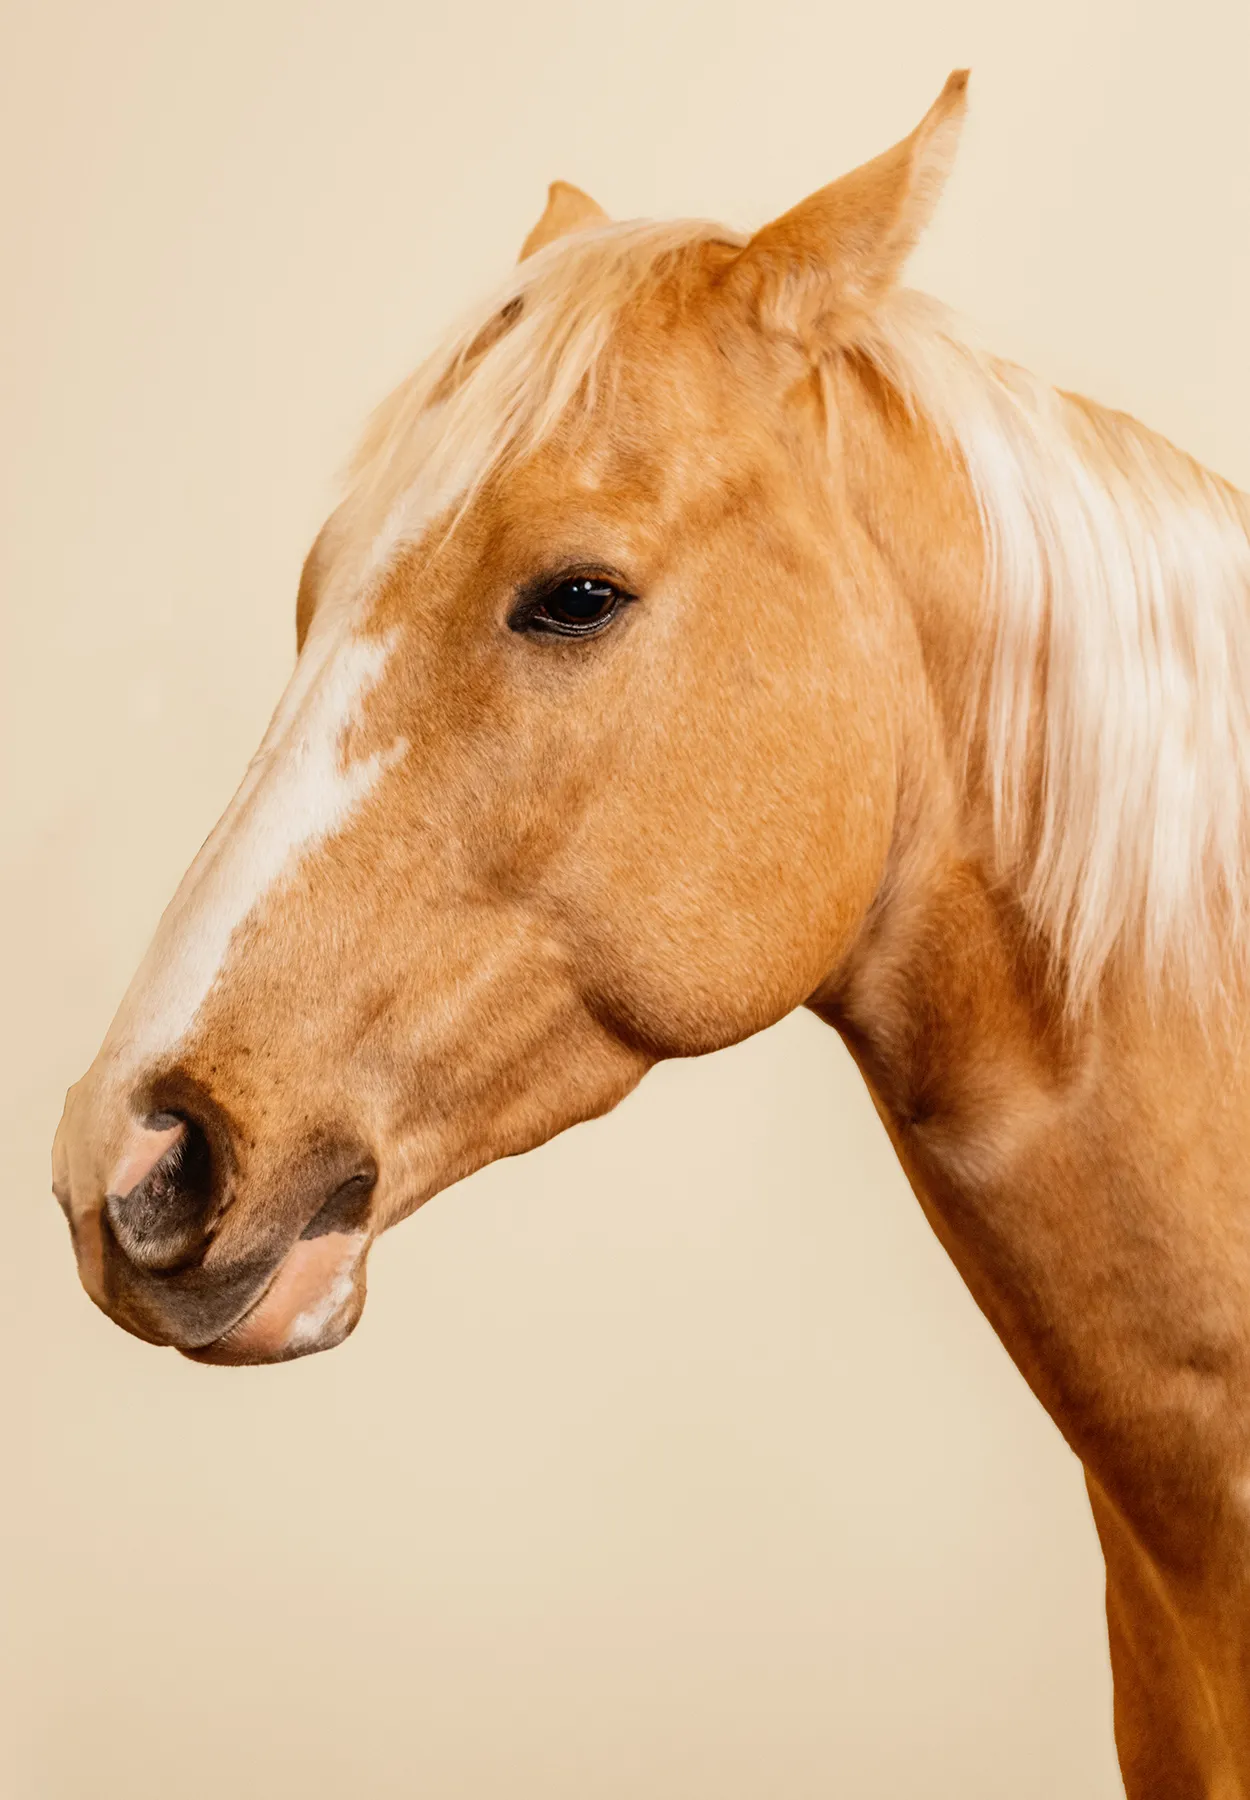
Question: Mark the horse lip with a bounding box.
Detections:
[181,1263,284,1360]
[180,1230,368,1366]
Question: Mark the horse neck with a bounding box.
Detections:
[815,353,1250,1762]
[813,348,1235,1205]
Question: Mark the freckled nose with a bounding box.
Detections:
[105,1110,218,1272]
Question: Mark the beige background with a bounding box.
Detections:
[3,2,1247,1796]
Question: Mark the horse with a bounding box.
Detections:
[52,71,1250,1795]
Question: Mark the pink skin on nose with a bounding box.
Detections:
[57,1117,185,1311]
[69,1205,107,1308]
[191,1231,368,1364]
[108,1119,186,1199]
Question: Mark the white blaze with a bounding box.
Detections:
[102,615,406,1076]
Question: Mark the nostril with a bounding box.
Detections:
[105,1113,217,1272]
[300,1162,377,1240]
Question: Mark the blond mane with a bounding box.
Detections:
[856,293,1250,1003]
[344,219,1250,1005]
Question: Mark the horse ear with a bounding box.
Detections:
[519,181,609,261]
[728,70,969,335]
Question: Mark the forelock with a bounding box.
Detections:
[339,217,745,586]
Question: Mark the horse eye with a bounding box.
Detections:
[522,577,627,637]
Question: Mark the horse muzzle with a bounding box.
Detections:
[53,1077,379,1364]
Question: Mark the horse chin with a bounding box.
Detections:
[183,1230,369,1366]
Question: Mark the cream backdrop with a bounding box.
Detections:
[3,3,1247,1796]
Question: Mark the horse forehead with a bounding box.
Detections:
[507,374,762,527]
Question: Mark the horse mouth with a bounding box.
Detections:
[183,1229,369,1366]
